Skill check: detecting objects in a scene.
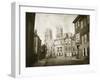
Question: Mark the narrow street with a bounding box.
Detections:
[33,56,89,67]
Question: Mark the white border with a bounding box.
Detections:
[11,2,97,78]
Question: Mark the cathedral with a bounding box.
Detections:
[44,27,76,58]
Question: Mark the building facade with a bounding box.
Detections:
[64,33,76,57]
[34,30,42,60]
[71,35,77,56]
[44,28,54,57]
[26,13,36,67]
[44,27,77,58]
[54,27,76,58]
[73,15,90,59]
[54,38,65,57]
[54,27,64,57]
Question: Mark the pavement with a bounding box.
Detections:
[33,57,89,67]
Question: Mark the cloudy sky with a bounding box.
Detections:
[34,13,77,44]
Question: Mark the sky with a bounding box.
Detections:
[34,13,77,44]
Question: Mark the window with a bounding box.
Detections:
[84,34,87,43]
[57,47,62,52]
[85,47,88,56]
[84,48,85,56]
[57,47,59,52]
[82,34,87,44]
[60,47,62,52]
[80,20,84,28]
[76,33,80,42]
[83,48,88,56]
[82,36,84,44]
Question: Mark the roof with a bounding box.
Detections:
[73,15,85,23]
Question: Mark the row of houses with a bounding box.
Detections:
[73,15,90,59]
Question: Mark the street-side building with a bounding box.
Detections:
[44,28,54,57]
[54,27,65,57]
[73,15,90,59]
[64,33,73,57]
[40,44,47,59]
[54,38,65,57]
[26,13,36,67]
[71,35,77,56]
[44,27,76,59]
[54,27,76,58]
[34,30,42,60]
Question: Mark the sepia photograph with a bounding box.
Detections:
[26,12,90,67]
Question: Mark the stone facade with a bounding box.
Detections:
[44,28,54,57]
[73,15,90,59]
[54,27,76,58]
[44,27,76,58]
[34,30,42,60]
